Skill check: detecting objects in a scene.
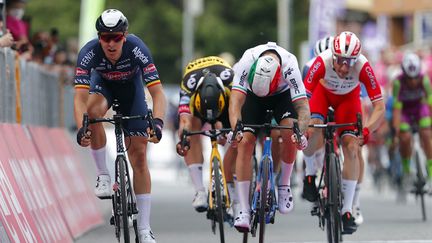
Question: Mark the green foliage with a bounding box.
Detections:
[26,0,309,84]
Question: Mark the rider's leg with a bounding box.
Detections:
[234,132,256,230]
[353,149,365,225]
[223,146,238,204]
[87,94,110,197]
[341,134,360,215]
[127,136,152,231]
[399,131,413,175]
[419,126,432,181]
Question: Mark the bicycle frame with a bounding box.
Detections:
[82,101,153,243]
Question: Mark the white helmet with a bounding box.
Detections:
[401,52,421,78]
[331,31,361,59]
[248,55,281,97]
[314,36,334,56]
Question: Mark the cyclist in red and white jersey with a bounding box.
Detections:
[303,31,385,234]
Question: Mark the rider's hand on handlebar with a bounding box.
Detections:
[360,127,370,146]
[291,133,308,150]
[227,130,243,148]
[176,138,190,156]
[76,127,92,147]
[147,118,164,143]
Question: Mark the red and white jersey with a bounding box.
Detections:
[232,42,307,102]
[304,49,383,102]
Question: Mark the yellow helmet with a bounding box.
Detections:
[193,72,227,123]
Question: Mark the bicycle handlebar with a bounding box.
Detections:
[308,112,363,136]
[179,128,232,149]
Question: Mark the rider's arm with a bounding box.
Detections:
[422,75,432,113]
[147,84,166,120]
[392,79,402,136]
[293,98,311,133]
[229,90,246,128]
[303,56,326,98]
[74,88,89,128]
[359,61,385,132]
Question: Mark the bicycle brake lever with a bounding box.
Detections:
[356,112,363,137]
[82,113,89,132]
[293,121,302,142]
[147,109,156,136]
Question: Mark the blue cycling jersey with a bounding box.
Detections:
[74,34,161,89]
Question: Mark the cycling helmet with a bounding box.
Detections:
[314,36,334,56]
[401,52,421,78]
[331,31,361,59]
[96,9,128,33]
[248,55,281,97]
[193,72,227,123]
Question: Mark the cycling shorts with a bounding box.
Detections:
[309,83,361,135]
[400,103,431,132]
[241,89,297,136]
[89,72,149,137]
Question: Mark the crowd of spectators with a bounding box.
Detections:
[1,0,77,85]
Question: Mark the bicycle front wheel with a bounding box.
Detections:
[326,153,340,243]
[259,157,269,243]
[213,158,225,243]
[118,156,130,243]
[414,151,427,221]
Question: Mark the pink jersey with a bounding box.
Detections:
[304,49,383,103]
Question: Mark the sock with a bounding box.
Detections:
[91,147,109,176]
[341,179,357,214]
[315,147,325,170]
[227,182,238,203]
[427,159,432,180]
[352,183,361,208]
[304,154,317,176]
[278,161,294,186]
[188,164,205,192]
[136,194,151,231]
[402,158,410,174]
[236,181,251,213]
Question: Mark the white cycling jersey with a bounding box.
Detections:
[232,42,307,102]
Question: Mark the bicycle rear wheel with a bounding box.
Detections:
[326,153,340,243]
[213,158,225,243]
[118,156,130,243]
[414,151,427,221]
[259,157,269,243]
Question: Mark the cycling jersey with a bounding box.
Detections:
[232,42,307,102]
[392,73,432,131]
[74,34,162,136]
[74,34,161,89]
[304,49,383,134]
[178,56,234,116]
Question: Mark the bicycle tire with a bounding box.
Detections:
[119,157,130,243]
[414,151,427,221]
[243,155,257,243]
[213,158,225,243]
[326,153,340,243]
[259,157,269,243]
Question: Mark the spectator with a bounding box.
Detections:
[0,13,14,48]
[6,0,32,58]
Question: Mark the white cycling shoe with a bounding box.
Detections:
[234,210,251,232]
[353,207,364,225]
[95,174,111,199]
[278,185,294,214]
[138,229,156,243]
[192,190,208,212]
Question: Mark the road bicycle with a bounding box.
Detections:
[82,100,156,243]
[179,125,232,243]
[309,111,362,243]
[236,110,302,243]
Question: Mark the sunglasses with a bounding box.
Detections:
[333,55,357,67]
[99,33,124,43]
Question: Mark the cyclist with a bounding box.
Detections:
[175,56,237,213]
[229,41,310,232]
[73,9,166,243]
[392,52,432,190]
[302,35,366,226]
[303,31,385,234]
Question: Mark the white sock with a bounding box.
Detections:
[188,164,205,192]
[136,194,151,231]
[315,147,325,170]
[341,179,357,214]
[91,147,109,176]
[278,161,294,186]
[227,182,238,203]
[236,181,251,213]
[303,154,317,176]
[353,183,361,208]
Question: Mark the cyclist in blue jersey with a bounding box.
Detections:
[73,9,166,243]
